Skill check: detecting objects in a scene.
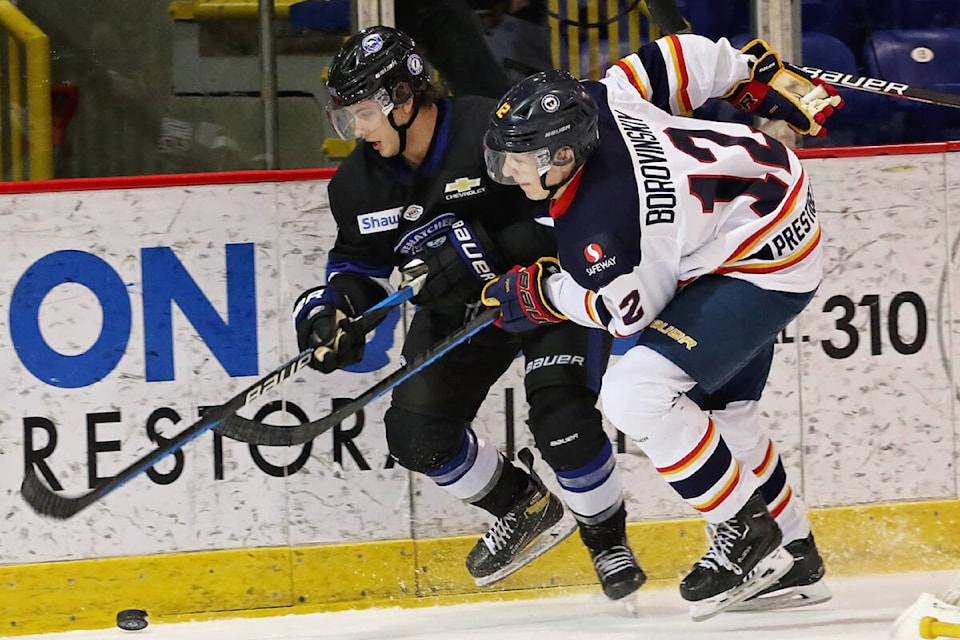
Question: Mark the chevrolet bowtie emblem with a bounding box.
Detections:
[444,177,482,193]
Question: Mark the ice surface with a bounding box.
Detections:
[16,570,957,640]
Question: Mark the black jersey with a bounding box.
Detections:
[325,96,553,311]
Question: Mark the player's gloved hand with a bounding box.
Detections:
[410,218,499,310]
[292,286,365,373]
[724,38,844,137]
[480,257,568,332]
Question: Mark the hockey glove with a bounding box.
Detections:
[293,286,365,373]
[480,257,568,332]
[410,219,500,310]
[724,39,843,137]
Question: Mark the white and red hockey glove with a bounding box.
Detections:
[481,257,567,332]
[724,38,844,138]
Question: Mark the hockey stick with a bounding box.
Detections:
[641,0,960,112]
[20,271,428,519]
[801,67,960,110]
[643,0,689,35]
[213,307,500,446]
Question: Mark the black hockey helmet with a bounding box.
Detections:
[484,69,599,188]
[325,26,431,141]
[327,25,430,107]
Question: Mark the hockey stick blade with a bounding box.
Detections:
[21,349,316,519]
[802,67,960,109]
[215,308,500,446]
[19,283,425,519]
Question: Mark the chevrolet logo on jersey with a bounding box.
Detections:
[445,177,481,193]
[444,177,485,200]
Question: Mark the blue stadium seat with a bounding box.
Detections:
[898,0,960,29]
[672,0,750,41]
[800,0,866,52]
[289,0,350,33]
[862,28,960,142]
[695,32,895,146]
[801,31,896,146]
[858,0,904,30]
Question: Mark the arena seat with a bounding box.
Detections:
[800,0,866,52]
[801,31,895,146]
[862,28,960,142]
[696,32,893,146]
[672,0,750,41]
[288,0,350,33]
[897,0,959,29]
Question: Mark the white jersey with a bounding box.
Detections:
[545,34,823,338]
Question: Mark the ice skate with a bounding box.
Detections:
[466,448,576,587]
[729,532,831,612]
[588,540,647,601]
[679,491,794,622]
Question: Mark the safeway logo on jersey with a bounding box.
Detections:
[583,242,617,276]
[444,176,485,200]
[584,243,603,263]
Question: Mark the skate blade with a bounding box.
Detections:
[618,591,645,617]
[473,518,577,587]
[727,580,833,612]
[688,546,794,622]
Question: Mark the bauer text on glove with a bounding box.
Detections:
[480,257,568,332]
[724,38,843,137]
[398,216,501,310]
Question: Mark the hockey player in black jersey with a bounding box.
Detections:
[295,25,643,601]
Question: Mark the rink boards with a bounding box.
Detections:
[1,143,959,634]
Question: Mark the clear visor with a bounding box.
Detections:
[483,144,553,186]
[326,87,394,140]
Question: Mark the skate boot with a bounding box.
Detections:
[466,448,576,587]
[731,532,831,611]
[589,541,647,601]
[579,506,646,601]
[679,491,794,621]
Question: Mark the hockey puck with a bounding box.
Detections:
[116,609,148,631]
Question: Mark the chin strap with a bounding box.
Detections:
[541,161,582,198]
[389,99,422,155]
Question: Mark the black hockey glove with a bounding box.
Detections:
[398,216,500,310]
[293,286,365,373]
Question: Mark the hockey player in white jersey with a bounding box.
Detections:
[479,34,841,621]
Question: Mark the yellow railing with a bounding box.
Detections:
[0,0,51,180]
[548,0,649,81]
[168,0,299,20]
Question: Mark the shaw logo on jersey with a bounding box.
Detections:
[358,207,401,234]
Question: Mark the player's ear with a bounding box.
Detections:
[552,146,575,167]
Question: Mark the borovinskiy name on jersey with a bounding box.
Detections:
[613,109,677,226]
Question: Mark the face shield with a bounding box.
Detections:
[326,87,395,140]
[483,139,553,187]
